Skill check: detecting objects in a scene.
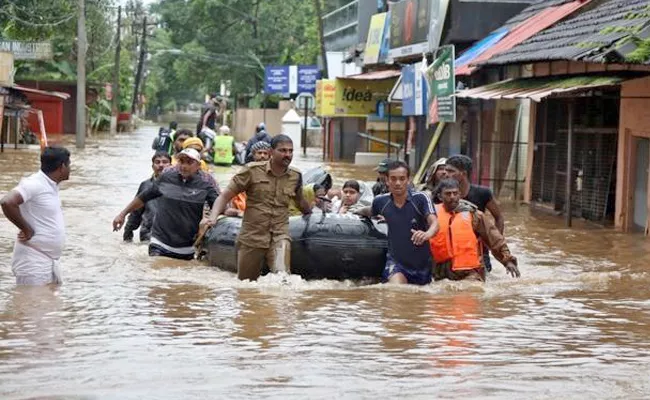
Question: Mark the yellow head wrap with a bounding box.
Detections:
[182,137,204,151]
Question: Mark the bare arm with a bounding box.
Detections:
[113,197,145,232]
[410,213,440,246]
[354,206,373,218]
[206,187,238,223]
[486,199,505,234]
[0,190,33,240]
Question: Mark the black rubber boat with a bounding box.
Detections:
[202,212,388,279]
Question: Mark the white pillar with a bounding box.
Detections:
[281,109,302,149]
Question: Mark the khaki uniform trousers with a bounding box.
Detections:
[237,239,291,281]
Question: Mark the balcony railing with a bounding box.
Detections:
[322,0,359,51]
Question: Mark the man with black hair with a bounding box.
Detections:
[445,154,505,272]
[357,160,439,285]
[113,148,219,260]
[430,179,519,281]
[1,146,71,285]
[203,134,312,280]
[123,151,171,243]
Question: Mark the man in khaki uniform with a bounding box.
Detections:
[202,134,311,280]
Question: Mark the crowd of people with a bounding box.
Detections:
[1,103,520,285]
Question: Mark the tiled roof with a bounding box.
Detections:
[454,74,630,102]
[484,0,650,65]
[503,0,577,28]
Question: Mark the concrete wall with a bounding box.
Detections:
[331,117,363,161]
[616,76,650,232]
[232,108,284,142]
[0,52,13,85]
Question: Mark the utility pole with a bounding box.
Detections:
[131,16,147,115]
[314,0,328,78]
[110,6,121,134]
[76,0,87,148]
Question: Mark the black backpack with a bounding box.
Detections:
[152,128,173,152]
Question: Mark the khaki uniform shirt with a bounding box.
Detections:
[228,161,302,249]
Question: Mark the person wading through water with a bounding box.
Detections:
[202,134,312,280]
[113,148,219,260]
[356,161,439,285]
[430,179,520,282]
[123,151,171,243]
[224,141,272,217]
[1,147,71,285]
[445,155,505,272]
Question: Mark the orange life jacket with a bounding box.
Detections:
[232,193,247,211]
[430,204,482,271]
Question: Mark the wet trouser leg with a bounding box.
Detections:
[482,245,492,272]
[237,239,291,280]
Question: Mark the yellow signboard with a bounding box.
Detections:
[315,79,336,117]
[334,78,398,117]
[363,13,387,65]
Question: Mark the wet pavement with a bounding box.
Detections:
[1,125,650,399]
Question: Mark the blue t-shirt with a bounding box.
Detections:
[371,191,435,271]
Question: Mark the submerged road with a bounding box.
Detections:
[1,125,650,399]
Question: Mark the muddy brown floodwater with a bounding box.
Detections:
[1,125,650,399]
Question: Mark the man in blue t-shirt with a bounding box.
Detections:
[357,160,439,285]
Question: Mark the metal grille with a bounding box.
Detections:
[531,98,618,223]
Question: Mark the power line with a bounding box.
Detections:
[0,8,76,27]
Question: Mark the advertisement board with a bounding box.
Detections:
[364,13,388,65]
[388,0,430,59]
[425,45,456,124]
[401,62,426,116]
[334,78,398,117]
[315,79,336,117]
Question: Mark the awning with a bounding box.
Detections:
[456,0,592,76]
[388,75,403,102]
[3,84,70,100]
[339,69,400,81]
[454,75,627,102]
[455,27,509,73]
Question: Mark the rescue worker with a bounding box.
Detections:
[171,129,192,156]
[202,134,312,280]
[113,148,219,260]
[372,158,391,196]
[249,141,271,162]
[213,125,237,166]
[225,141,272,216]
[430,179,520,281]
[123,151,171,242]
[422,157,447,204]
[445,155,505,272]
[356,161,439,285]
[245,123,273,162]
[172,137,210,172]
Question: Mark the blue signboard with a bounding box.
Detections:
[402,65,416,116]
[297,65,320,94]
[378,12,391,64]
[401,62,427,116]
[264,66,289,94]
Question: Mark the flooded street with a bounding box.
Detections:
[1,125,650,399]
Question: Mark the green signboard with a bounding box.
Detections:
[425,45,456,124]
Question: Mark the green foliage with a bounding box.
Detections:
[149,0,321,106]
[87,97,112,132]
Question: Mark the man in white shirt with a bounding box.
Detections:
[1,147,71,285]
